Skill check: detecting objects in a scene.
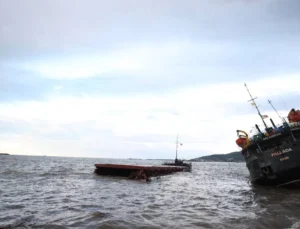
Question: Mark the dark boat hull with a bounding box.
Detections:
[245,140,300,186]
[162,161,192,172]
[94,164,188,180]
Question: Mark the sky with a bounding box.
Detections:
[0,0,299,159]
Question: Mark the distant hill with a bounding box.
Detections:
[0,153,9,155]
[190,151,244,162]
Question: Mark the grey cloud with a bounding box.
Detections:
[0,0,299,101]
[221,93,300,121]
[0,0,299,59]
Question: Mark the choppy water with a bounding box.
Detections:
[1,155,300,229]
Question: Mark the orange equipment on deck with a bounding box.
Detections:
[236,130,249,149]
[288,109,300,123]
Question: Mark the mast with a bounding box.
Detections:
[175,135,178,161]
[244,83,268,130]
[268,100,287,123]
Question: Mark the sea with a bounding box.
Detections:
[1,155,300,229]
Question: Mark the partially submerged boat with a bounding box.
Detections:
[94,164,188,181]
[236,84,300,186]
[94,136,191,181]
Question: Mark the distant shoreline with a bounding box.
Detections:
[190,151,244,162]
[0,153,244,162]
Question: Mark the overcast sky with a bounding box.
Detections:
[0,0,299,159]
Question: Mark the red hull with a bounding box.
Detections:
[94,163,187,181]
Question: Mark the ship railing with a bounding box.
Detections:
[246,121,300,145]
[289,121,300,128]
[248,124,291,144]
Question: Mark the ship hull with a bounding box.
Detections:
[245,140,300,186]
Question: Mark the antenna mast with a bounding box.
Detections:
[268,100,286,123]
[175,135,178,161]
[244,83,268,129]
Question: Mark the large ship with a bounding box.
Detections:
[236,84,300,186]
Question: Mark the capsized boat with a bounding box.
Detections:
[235,84,300,186]
[94,136,191,181]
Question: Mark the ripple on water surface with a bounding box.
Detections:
[1,155,300,229]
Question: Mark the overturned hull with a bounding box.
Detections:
[94,164,189,181]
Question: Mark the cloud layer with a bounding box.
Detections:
[0,0,299,158]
